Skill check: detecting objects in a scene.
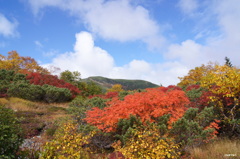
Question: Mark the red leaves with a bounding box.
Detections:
[89,92,119,99]
[85,87,190,132]
[26,72,80,98]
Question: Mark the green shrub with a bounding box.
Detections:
[0,105,23,158]
[68,96,89,123]
[7,82,44,101]
[68,96,108,125]
[8,83,72,103]
[0,69,17,97]
[68,96,99,134]
[42,84,71,103]
[13,73,27,82]
[169,107,219,151]
[86,97,107,109]
[118,90,132,100]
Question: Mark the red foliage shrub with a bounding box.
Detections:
[158,85,182,92]
[85,87,190,132]
[25,72,80,98]
[89,92,119,100]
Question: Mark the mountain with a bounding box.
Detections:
[83,76,159,91]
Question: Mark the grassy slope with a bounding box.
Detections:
[0,97,69,139]
[1,98,239,158]
[84,76,159,91]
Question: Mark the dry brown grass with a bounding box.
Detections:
[2,97,69,114]
[0,97,71,138]
[189,138,240,159]
[0,98,8,105]
[5,97,45,112]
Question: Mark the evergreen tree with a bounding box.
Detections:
[225,57,233,67]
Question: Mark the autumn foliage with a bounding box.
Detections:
[41,121,95,158]
[25,72,80,98]
[112,124,180,159]
[0,51,49,74]
[85,87,190,132]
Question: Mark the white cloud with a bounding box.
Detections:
[168,0,240,70]
[34,0,240,85]
[25,0,165,50]
[109,60,152,80]
[0,13,18,37]
[46,31,114,78]
[178,0,199,15]
[109,60,189,86]
[35,40,43,48]
[214,0,240,47]
[44,31,187,86]
[165,40,207,68]
[83,0,160,41]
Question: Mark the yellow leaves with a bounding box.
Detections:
[200,64,240,106]
[112,125,180,159]
[0,51,49,74]
[178,63,216,87]
[107,84,124,93]
[40,121,95,159]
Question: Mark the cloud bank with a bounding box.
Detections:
[46,31,187,85]
[26,0,164,50]
[28,0,240,85]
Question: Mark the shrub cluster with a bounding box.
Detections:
[0,69,16,97]
[26,71,80,98]
[0,105,23,158]
[0,69,73,103]
[41,121,95,158]
[8,83,71,103]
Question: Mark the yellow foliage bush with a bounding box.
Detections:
[112,125,180,159]
[40,121,95,159]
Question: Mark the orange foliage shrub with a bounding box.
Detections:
[85,87,190,132]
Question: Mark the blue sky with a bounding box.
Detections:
[1,0,240,86]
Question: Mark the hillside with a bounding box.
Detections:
[83,76,159,91]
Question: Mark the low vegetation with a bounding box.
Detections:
[0,52,239,158]
[189,138,240,159]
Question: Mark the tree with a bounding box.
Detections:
[201,64,240,136]
[0,51,49,74]
[107,84,124,93]
[60,70,81,85]
[178,63,216,87]
[80,81,103,97]
[225,57,233,67]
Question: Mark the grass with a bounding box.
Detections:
[189,138,240,159]
[0,97,70,138]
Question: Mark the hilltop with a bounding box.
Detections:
[83,76,159,91]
